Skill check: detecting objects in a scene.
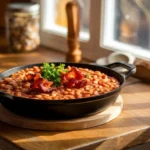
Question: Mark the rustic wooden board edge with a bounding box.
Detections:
[0,95,123,131]
[0,136,23,150]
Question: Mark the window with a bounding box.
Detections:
[39,0,150,60]
[102,0,150,59]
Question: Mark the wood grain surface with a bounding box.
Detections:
[0,48,150,150]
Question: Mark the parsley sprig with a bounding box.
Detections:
[41,63,68,87]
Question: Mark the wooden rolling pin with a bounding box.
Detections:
[66,1,82,62]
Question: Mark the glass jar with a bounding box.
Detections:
[6,3,40,52]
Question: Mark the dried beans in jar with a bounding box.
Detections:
[6,3,40,52]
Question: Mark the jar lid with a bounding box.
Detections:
[7,3,40,13]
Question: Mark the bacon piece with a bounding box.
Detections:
[43,80,53,88]
[34,73,41,81]
[65,67,83,80]
[26,74,35,81]
[65,78,76,88]
[26,73,41,81]
[39,84,56,93]
[40,80,53,92]
[74,68,83,80]
[30,78,43,89]
[39,83,49,92]
[61,67,87,88]
[30,78,54,93]
[76,80,87,88]
[61,67,82,83]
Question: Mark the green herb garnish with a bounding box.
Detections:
[86,73,91,79]
[41,63,68,86]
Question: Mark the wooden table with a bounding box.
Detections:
[0,48,150,150]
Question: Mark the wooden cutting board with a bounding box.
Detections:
[0,95,123,131]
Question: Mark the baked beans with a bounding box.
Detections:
[0,65,120,100]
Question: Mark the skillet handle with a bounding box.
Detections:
[105,62,136,79]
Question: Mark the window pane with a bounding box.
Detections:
[55,0,90,33]
[115,0,150,49]
[103,0,150,59]
[42,0,90,40]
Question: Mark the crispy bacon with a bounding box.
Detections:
[27,73,52,93]
[26,73,41,81]
[76,80,87,88]
[66,67,83,80]
[30,78,54,93]
[61,67,87,88]
[26,73,35,81]
[34,73,41,81]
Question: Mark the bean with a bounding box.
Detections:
[85,78,90,82]
[10,80,18,88]
[62,91,69,95]
[23,82,31,88]
[93,75,98,79]
[89,89,94,95]
[14,92,22,97]
[44,96,52,100]
[93,84,99,88]
[94,91,99,95]
[84,86,90,91]
[83,93,91,98]
[63,96,69,100]
[29,68,34,71]
[25,68,29,71]
[65,95,75,99]
[66,88,72,92]
[0,83,6,88]
[21,88,28,92]
[75,90,81,95]
[42,95,48,99]
[103,78,109,83]
[35,95,43,99]
[33,66,40,72]
[52,96,59,100]
[95,71,101,75]
[6,85,13,90]
[27,71,35,74]
[68,91,75,95]
[4,78,12,82]
[75,93,82,98]
[93,80,99,84]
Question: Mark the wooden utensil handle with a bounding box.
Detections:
[66,1,79,39]
[66,1,82,62]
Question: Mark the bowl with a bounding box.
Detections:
[108,51,135,64]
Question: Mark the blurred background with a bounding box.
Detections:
[1,0,150,60]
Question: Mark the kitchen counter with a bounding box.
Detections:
[0,47,150,150]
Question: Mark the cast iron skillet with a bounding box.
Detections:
[0,62,136,119]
